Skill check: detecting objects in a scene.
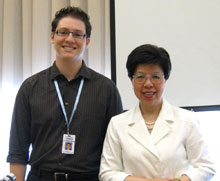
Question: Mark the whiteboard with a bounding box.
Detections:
[114,0,220,109]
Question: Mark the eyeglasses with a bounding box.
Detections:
[55,30,86,40]
[133,73,164,84]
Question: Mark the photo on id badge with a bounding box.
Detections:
[66,143,72,150]
[62,134,75,154]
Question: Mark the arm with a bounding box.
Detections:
[99,119,129,181]
[7,83,31,179]
[10,163,26,181]
[106,82,123,120]
[184,117,215,180]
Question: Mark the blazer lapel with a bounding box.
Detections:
[151,99,174,145]
[127,106,160,159]
[151,118,172,145]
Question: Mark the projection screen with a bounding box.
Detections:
[112,0,220,110]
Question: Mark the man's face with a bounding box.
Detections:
[67,143,71,150]
[50,16,90,62]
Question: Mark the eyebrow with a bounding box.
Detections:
[57,27,85,33]
[135,72,163,74]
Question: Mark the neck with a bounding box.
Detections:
[140,101,162,122]
[55,58,83,81]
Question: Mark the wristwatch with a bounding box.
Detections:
[173,178,181,181]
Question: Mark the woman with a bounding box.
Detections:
[99,44,215,181]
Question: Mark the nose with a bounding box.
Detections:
[143,77,153,87]
[65,33,76,42]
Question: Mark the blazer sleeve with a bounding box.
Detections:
[184,117,216,180]
[99,118,130,181]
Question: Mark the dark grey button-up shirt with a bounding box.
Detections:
[7,61,123,174]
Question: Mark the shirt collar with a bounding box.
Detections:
[50,60,92,81]
[129,99,174,125]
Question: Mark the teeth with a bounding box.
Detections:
[64,46,74,50]
[144,92,153,95]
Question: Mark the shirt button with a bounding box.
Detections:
[65,102,69,105]
[58,162,62,166]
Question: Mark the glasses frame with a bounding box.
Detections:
[55,30,87,40]
[132,73,164,84]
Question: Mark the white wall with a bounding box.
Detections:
[115,0,220,109]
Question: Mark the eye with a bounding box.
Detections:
[75,33,82,37]
[152,75,161,80]
[73,33,85,38]
[60,31,69,35]
[136,75,145,79]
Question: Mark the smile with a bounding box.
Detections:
[143,91,155,99]
[62,46,76,50]
[144,92,154,95]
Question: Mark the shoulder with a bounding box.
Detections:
[173,105,195,118]
[109,108,135,127]
[173,105,197,122]
[17,66,52,97]
[166,101,199,129]
[163,100,195,119]
[89,68,115,83]
[22,67,51,87]
[86,67,119,92]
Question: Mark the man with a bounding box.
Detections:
[65,143,72,151]
[7,6,123,181]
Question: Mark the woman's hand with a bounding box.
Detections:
[148,179,173,181]
[179,174,191,181]
[173,174,191,181]
[125,174,191,181]
[125,175,173,181]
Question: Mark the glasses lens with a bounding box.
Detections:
[133,73,164,84]
[151,75,163,83]
[56,29,86,39]
[72,32,86,39]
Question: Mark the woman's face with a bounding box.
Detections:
[132,64,166,110]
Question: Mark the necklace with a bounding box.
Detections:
[145,121,156,130]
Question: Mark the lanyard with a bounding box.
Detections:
[54,78,84,134]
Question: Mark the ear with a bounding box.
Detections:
[85,37,90,48]
[131,78,135,88]
[50,32,55,44]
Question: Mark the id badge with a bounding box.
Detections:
[62,134,75,154]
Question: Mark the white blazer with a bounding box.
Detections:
[99,99,215,181]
